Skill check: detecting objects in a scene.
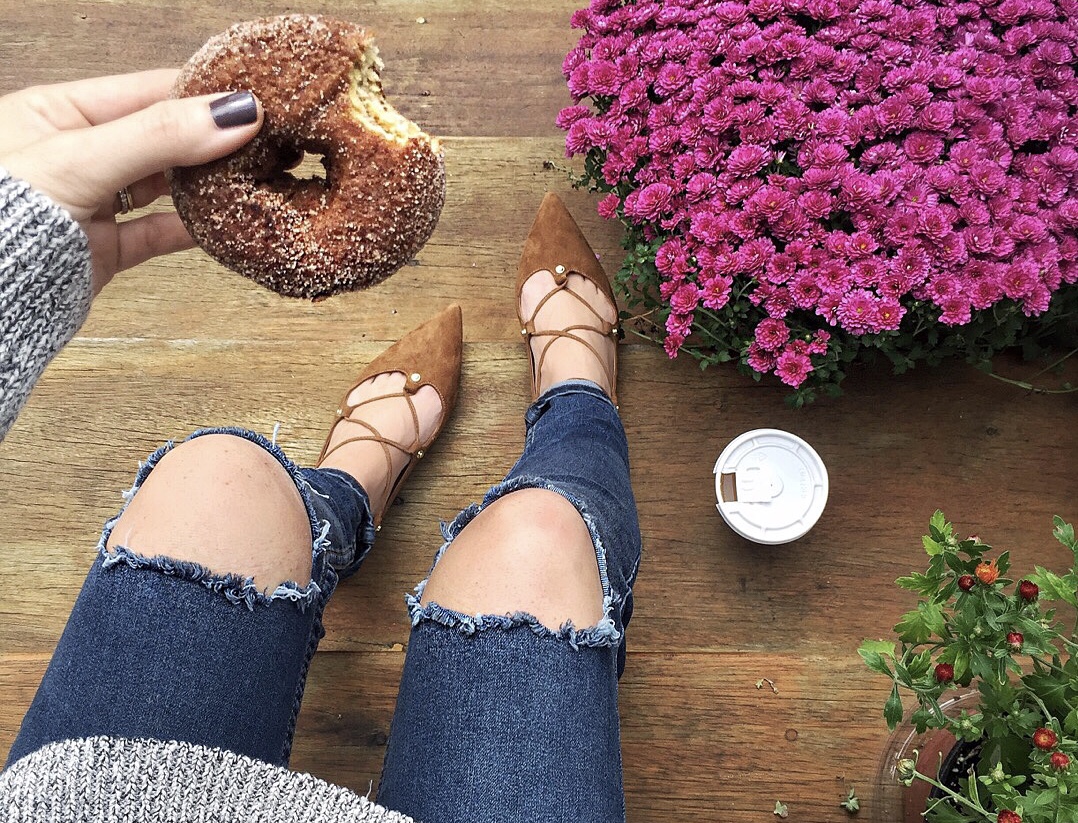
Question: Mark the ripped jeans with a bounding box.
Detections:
[7,381,640,823]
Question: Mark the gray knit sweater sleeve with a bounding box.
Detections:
[0,737,419,822]
[0,167,93,442]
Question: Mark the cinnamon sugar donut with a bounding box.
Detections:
[168,15,445,299]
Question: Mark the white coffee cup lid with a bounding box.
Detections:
[713,428,828,544]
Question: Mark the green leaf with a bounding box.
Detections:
[1029,567,1078,609]
[930,510,949,538]
[859,652,894,678]
[839,788,860,814]
[924,535,944,556]
[859,639,896,658]
[1054,516,1077,556]
[907,649,933,679]
[898,572,940,595]
[884,685,904,729]
[895,602,947,644]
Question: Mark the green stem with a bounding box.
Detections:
[1024,347,1078,380]
[985,371,1078,394]
[909,769,993,820]
[690,318,730,347]
[1028,691,1054,723]
[623,325,661,345]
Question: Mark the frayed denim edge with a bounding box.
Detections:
[96,427,332,613]
[406,474,621,649]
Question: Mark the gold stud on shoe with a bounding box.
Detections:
[410,372,421,382]
[521,328,528,335]
[416,450,425,459]
[554,265,566,274]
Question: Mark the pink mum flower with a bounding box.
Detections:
[775,348,814,387]
[746,342,778,373]
[755,318,792,351]
[670,283,701,314]
[625,183,674,220]
[836,290,880,334]
[727,144,773,177]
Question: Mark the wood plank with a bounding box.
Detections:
[0,650,897,822]
[0,1,582,138]
[1,2,1075,820]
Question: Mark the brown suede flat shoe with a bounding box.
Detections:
[516,192,621,405]
[317,304,463,526]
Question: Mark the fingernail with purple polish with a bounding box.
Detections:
[210,91,258,128]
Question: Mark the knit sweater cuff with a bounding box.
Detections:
[0,167,92,442]
[0,737,418,822]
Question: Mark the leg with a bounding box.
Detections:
[7,429,347,767]
[380,195,639,822]
[378,384,640,823]
[7,307,461,769]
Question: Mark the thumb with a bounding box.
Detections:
[9,91,263,220]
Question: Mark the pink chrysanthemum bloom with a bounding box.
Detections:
[775,348,814,387]
[755,318,791,351]
[746,342,778,373]
[836,290,880,335]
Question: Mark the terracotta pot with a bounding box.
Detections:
[871,691,979,823]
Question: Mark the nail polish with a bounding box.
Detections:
[210,91,258,128]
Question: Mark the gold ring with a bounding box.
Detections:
[116,186,133,215]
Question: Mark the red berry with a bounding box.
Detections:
[1007,631,1024,651]
[934,663,954,683]
[1019,580,1040,601]
[997,811,1022,823]
[975,560,1000,585]
[957,575,976,591]
[1051,752,1070,771]
[1033,728,1059,750]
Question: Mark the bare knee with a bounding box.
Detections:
[106,434,313,589]
[420,488,604,629]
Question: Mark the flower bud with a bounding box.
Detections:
[957,574,976,591]
[975,560,999,585]
[1018,580,1039,601]
[934,663,954,683]
[1033,727,1058,750]
[1051,752,1070,771]
[1006,631,1023,651]
[896,758,917,782]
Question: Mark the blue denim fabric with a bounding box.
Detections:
[6,427,375,768]
[378,381,641,823]
[7,383,642,823]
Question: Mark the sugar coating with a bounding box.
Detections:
[168,14,446,299]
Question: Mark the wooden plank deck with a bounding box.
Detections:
[1,2,1075,820]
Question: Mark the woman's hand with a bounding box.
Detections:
[0,69,262,293]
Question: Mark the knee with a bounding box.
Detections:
[106,434,313,589]
[420,488,605,629]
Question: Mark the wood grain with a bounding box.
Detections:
[0,1,1075,821]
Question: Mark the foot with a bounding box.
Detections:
[317,371,444,521]
[519,270,618,398]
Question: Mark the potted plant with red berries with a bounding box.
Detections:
[861,512,1078,823]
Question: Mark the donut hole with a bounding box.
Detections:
[255,144,334,198]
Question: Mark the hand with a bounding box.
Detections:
[0,70,263,293]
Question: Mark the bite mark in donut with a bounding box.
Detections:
[168,14,445,299]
